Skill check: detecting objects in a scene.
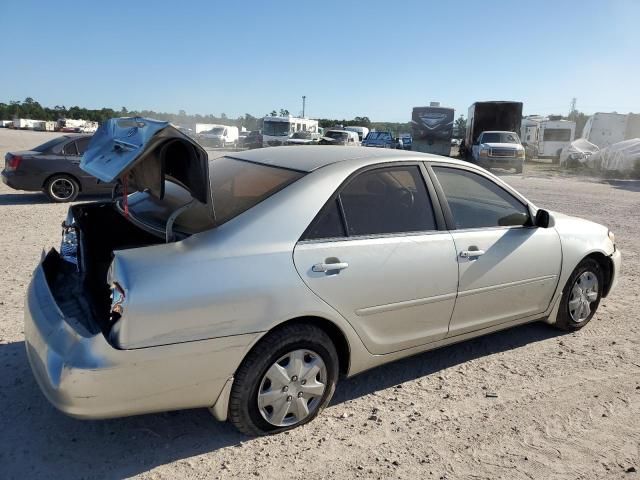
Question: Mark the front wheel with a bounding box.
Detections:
[228,324,339,436]
[554,258,603,330]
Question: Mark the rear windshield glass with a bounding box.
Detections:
[32,136,67,152]
[210,157,304,225]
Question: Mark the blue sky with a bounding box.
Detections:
[1,0,639,122]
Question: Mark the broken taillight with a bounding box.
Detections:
[6,155,22,171]
[110,282,126,323]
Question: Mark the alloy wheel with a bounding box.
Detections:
[50,178,75,201]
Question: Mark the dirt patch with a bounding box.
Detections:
[1,128,638,479]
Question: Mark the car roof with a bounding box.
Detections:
[227,145,463,172]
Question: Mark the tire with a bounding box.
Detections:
[554,258,603,331]
[515,163,523,174]
[229,323,339,436]
[44,174,79,202]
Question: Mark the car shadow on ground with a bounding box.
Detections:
[602,179,640,192]
[0,193,108,206]
[2,322,561,479]
[0,192,54,205]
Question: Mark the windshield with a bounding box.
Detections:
[292,131,311,139]
[482,132,520,144]
[206,127,225,135]
[325,131,348,140]
[210,157,304,225]
[32,136,68,152]
[365,132,392,141]
[263,121,290,136]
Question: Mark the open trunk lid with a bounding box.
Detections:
[81,117,210,204]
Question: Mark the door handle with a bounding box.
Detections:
[460,249,485,258]
[312,262,349,273]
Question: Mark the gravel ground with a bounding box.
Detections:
[1,129,638,479]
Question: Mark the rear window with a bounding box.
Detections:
[32,136,67,152]
[210,157,304,225]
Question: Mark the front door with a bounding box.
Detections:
[293,165,458,355]
[430,165,562,336]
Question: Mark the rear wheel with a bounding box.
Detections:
[44,174,79,202]
[228,323,339,436]
[554,258,603,330]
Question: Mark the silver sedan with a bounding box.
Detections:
[24,118,621,435]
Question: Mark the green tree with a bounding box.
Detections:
[454,115,466,139]
[279,109,289,117]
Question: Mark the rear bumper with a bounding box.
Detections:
[24,251,258,419]
[2,169,42,191]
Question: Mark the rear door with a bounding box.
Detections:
[430,165,561,336]
[63,137,98,189]
[293,164,458,355]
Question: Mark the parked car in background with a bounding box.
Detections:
[24,118,620,437]
[1,134,112,202]
[472,131,525,173]
[240,130,263,149]
[319,129,360,146]
[399,133,413,150]
[287,131,322,145]
[362,131,401,149]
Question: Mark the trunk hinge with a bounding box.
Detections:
[165,200,195,243]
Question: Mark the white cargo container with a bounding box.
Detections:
[521,117,575,161]
[13,118,44,129]
[262,116,319,147]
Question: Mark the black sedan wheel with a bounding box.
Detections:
[45,175,79,202]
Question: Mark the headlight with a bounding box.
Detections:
[608,230,616,247]
[479,148,489,157]
[517,149,525,158]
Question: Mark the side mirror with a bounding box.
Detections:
[534,209,554,228]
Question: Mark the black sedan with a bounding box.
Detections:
[1,134,114,202]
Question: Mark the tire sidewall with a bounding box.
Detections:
[236,331,338,435]
[558,259,603,330]
[45,175,79,202]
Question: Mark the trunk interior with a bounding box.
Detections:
[45,202,164,337]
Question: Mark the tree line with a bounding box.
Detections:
[1,97,411,133]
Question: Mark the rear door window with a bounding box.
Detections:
[304,165,437,240]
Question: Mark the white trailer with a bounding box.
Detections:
[1,120,13,128]
[521,117,575,160]
[13,118,45,129]
[582,112,632,148]
[262,116,319,147]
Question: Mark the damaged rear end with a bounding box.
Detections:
[24,117,254,418]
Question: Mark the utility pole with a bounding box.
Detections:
[570,97,577,116]
[302,96,306,118]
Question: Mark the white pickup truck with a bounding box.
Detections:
[472,130,525,173]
